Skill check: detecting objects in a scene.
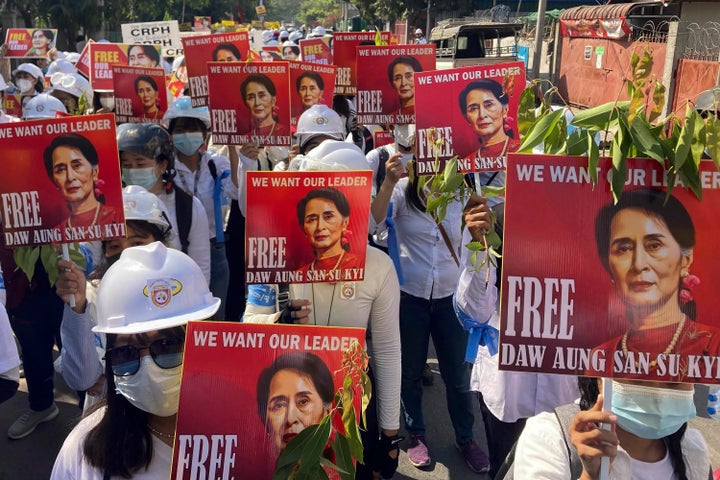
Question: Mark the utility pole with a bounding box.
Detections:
[425,1,430,40]
[532,0,547,79]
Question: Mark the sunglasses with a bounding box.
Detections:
[106,337,185,376]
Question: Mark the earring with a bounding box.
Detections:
[681,270,689,278]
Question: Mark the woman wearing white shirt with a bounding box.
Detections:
[371,153,487,473]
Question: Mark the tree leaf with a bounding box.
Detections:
[331,434,355,480]
[518,108,565,152]
[360,371,371,428]
[629,116,665,164]
[649,81,666,123]
[567,128,588,156]
[517,86,537,137]
[40,245,59,287]
[706,116,720,169]
[610,130,627,203]
[570,101,629,129]
[13,247,40,282]
[341,399,363,463]
[674,104,694,171]
[587,130,599,185]
[679,159,703,200]
[480,185,505,197]
[296,417,333,477]
[689,110,706,166]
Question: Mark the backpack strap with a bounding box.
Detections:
[208,158,218,180]
[554,404,583,479]
[173,186,194,254]
[375,147,389,193]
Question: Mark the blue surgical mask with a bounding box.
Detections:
[172,132,204,156]
[122,167,158,190]
[611,380,696,439]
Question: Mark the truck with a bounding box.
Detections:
[430,20,524,70]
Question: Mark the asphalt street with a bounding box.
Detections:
[0,350,717,480]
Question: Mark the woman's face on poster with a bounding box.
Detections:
[265,369,328,452]
[464,88,506,141]
[136,80,158,110]
[283,47,298,60]
[303,198,347,252]
[607,208,692,311]
[298,77,322,109]
[244,81,275,123]
[128,46,157,67]
[215,48,239,62]
[391,62,415,103]
[52,146,97,204]
[32,30,50,49]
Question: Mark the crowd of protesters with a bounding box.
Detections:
[0,20,717,480]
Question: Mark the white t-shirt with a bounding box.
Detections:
[0,305,20,381]
[51,407,173,480]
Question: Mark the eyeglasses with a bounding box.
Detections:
[106,337,185,376]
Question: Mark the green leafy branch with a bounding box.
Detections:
[273,341,371,480]
[517,46,720,202]
[13,243,86,286]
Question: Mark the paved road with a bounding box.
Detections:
[1,352,718,480]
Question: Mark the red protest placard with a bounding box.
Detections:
[75,40,93,78]
[414,61,525,175]
[333,32,390,95]
[245,171,372,284]
[112,66,168,124]
[4,28,58,58]
[355,45,435,125]
[207,61,291,146]
[261,46,282,61]
[299,37,332,65]
[87,43,163,91]
[373,130,394,148]
[500,154,720,384]
[0,114,125,246]
[173,322,365,479]
[2,93,23,118]
[289,61,336,128]
[182,32,251,107]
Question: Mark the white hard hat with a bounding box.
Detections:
[262,30,274,43]
[23,93,68,119]
[393,124,416,149]
[93,242,220,334]
[289,31,303,43]
[294,139,370,172]
[13,63,44,80]
[163,95,211,130]
[312,26,326,37]
[122,185,172,233]
[65,52,81,64]
[47,59,76,77]
[279,31,289,41]
[415,28,423,35]
[282,40,298,48]
[295,105,345,148]
[51,72,93,101]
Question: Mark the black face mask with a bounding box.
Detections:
[105,253,121,267]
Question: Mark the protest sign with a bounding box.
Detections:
[173,322,365,479]
[183,32,251,107]
[414,61,525,175]
[333,31,391,95]
[121,20,183,57]
[2,93,23,118]
[0,114,125,246]
[298,37,332,65]
[355,45,435,125]
[288,61,336,128]
[112,66,167,124]
[4,28,57,58]
[194,16,212,32]
[500,154,720,384]
[245,171,372,284]
[373,130,394,148]
[75,40,93,78]
[207,61,291,146]
[261,46,282,61]
[86,43,163,91]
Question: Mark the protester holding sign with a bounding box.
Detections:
[43,134,121,231]
[13,63,44,96]
[514,377,711,479]
[592,188,720,380]
[371,157,489,473]
[54,186,174,410]
[51,242,220,479]
[163,96,237,320]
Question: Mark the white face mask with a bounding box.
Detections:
[123,167,158,190]
[99,96,115,111]
[17,79,34,94]
[115,356,182,417]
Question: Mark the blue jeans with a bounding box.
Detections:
[209,240,230,320]
[400,292,474,445]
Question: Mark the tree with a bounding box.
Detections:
[298,0,342,27]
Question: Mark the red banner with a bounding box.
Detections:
[333,32,391,96]
[299,38,332,65]
[560,18,631,39]
[0,114,125,246]
[86,43,162,91]
[173,322,365,479]
[355,45,436,125]
[414,62,525,175]
[4,28,58,58]
[183,32,251,107]
[501,154,720,384]
[245,171,372,284]
[289,61,336,128]
[112,66,168,124]
[207,62,291,146]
